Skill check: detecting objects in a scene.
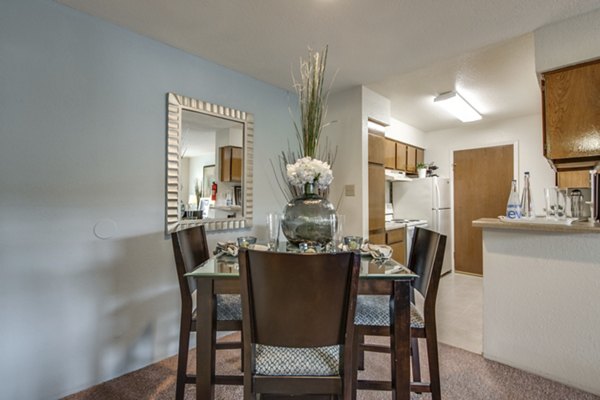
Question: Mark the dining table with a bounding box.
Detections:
[185,246,417,400]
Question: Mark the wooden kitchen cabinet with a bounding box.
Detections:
[406,145,417,173]
[368,133,385,237]
[383,138,424,174]
[368,163,385,233]
[386,227,406,265]
[368,133,385,165]
[220,146,243,182]
[543,59,600,167]
[557,170,591,188]
[384,138,396,169]
[395,142,407,171]
[369,232,386,245]
[416,148,425,167]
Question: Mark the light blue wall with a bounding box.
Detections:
[0,0,294,398]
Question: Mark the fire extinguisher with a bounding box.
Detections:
[211,181,217,201]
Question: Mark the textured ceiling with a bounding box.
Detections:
[57,0,600,131]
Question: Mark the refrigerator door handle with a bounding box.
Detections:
[434,180,441,210]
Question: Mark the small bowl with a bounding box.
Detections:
[237,236,257,248]
[343,236,363,251]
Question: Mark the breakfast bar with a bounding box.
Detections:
[473,218,600,396]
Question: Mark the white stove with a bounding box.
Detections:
[385,204,427,230]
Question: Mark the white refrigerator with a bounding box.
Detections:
[392,177,453,275]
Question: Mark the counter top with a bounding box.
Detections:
[385,221,406,231]
[473,217,600,233]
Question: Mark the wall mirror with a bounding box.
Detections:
[166,92,253,233]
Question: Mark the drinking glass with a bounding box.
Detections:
[330,214,345,252]
[544,187,558,219]
[237,236,257,248]
[266,213,281,251]
[556,189,567,219]
[343,236,363,251]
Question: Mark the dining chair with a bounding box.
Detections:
[171,225,243,400]
[353,227,446,400]
[238,248,361,399]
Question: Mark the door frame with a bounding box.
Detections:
[447,140,519,274]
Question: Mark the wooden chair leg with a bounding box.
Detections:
[410,337,422,385]
[241,328,244,372]
[175,315,191,400]
[358,333,365,370]
[351,330,361,400]
[425,328,441,400]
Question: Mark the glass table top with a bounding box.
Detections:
[186,251,417,280]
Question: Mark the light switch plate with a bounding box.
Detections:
[345,184,355,197]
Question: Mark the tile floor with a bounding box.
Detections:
[435,272,483,354]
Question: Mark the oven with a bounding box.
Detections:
[405,220,429,261]
[385,203,428,263]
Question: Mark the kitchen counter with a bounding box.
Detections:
[475,220,600,396]
[473,217,600,233]
[385,221,406,231]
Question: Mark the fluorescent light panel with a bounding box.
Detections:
[434,91,481,122]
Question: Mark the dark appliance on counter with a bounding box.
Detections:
[591,167,600,222]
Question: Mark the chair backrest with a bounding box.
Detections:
[407,227,447,313]
[171,226,211,307]
[238,249,360,349]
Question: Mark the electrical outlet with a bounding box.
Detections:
[345,184,355,197]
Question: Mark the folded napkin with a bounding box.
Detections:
[362,244,393,260]
[215,241,239,257]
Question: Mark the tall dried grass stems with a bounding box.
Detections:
[273,45,338,201]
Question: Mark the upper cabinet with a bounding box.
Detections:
[220,145,243,182]
[396,142,408,171]
[368,133,385,165]
[384,138,424,174]
[542,59,600,170]
[384,139,396,169]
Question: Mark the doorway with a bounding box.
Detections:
[453,144,514,275]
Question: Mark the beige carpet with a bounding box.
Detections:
[64,334,599,400]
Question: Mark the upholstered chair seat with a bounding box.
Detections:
[254,345,341,376]
[354,295,425,328]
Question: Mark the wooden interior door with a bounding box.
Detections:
[454,144,513,275]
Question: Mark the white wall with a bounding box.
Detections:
[0,0,294,398]
[386,118,426,149]
[534,7,600,72]
[424,114,555,215]
[187,154,214,201]
[326,86,392,238]
[482,228,600,396]
[326,87,364,236]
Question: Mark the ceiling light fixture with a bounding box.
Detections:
[433,91,482,122]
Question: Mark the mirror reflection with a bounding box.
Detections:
[180,110,243,221]
[166,93,254,233]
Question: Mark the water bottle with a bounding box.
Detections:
[520,172,535,219]
[506,180,521,219]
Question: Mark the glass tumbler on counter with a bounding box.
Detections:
[570,189,583,219]
[544,187,567,220]
[544,187,558,219]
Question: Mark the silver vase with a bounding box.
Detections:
[281,183,337,246]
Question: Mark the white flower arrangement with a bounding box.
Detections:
[286,157,333,189]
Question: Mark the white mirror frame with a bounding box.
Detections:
[166,92,254,233]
